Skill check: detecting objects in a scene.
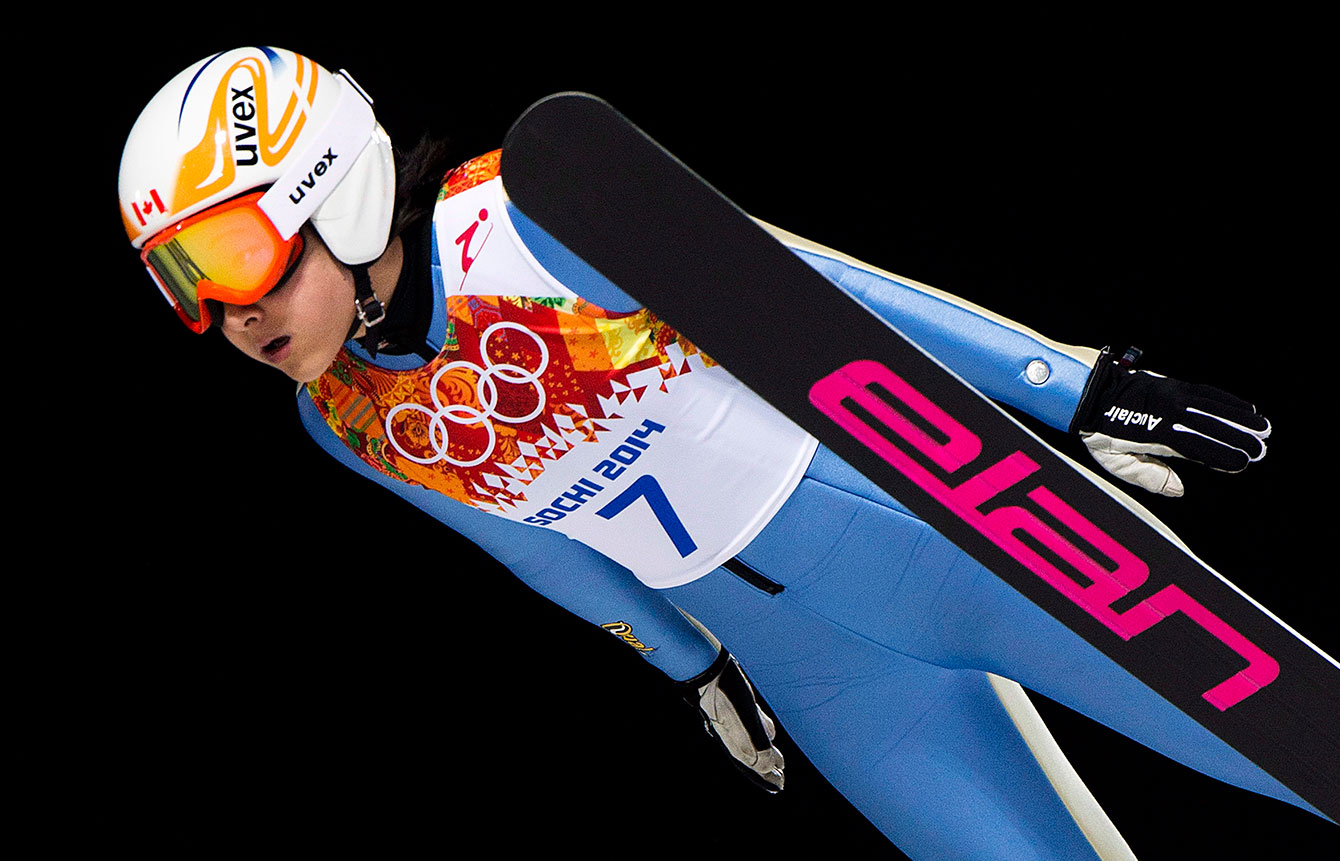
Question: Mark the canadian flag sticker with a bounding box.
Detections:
[132,189,168,226]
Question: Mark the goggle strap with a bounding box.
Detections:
[258,71,378,240]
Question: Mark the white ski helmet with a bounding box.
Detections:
[119,46,395,329]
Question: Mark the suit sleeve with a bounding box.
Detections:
[297,394,722,681]
[766,224,1101,432]
[508,202,1098,432]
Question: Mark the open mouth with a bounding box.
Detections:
[261,335,291,362]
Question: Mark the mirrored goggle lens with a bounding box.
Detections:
[142,198,300,329]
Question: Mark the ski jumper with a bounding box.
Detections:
[298,153,1323,859]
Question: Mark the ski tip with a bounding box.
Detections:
[502,91,616,150]
[501,92,650,211]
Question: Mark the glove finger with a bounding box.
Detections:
[1184,385,1271,435]
[758,706,777,743]
[1182,381,1268,430]
[753,743,784,771]
[1168,422,1253,472]
[1083,434,1185,497]
[754,745,785,781]
[754,757,785,791]
[711,713,759,763]
[1175,403,1270,467]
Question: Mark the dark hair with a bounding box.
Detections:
[390,133,458,240]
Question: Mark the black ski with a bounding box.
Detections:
[500,92,1339,819]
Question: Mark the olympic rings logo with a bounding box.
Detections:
[386,322,549,468]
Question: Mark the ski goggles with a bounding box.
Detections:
[140,192,305,333]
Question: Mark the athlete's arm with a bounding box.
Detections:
[297,395,722,681]
[507,202,1094,431]
[509,202,1269,495]
[762,223,1099,432]
[764,225,1271,496]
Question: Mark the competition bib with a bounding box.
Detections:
[308,156,816,587]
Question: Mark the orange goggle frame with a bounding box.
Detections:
[141,192,304,333]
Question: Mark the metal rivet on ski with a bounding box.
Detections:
[1026,360,1051,385]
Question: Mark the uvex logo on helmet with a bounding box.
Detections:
[287,148,339,206]
[230,84,260,165]
[173,54,319,215]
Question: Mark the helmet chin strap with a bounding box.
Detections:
[347,263,388,357]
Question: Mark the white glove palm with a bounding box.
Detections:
[1074,349,1270,497]
[685,650,785,792]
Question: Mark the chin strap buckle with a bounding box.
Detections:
[347,263,389,358]
[355,293,386,328]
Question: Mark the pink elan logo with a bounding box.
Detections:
[809,359,1278,711]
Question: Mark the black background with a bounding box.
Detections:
[22,23,1335,858]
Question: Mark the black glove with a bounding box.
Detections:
[1071,347,1271,497]
[680,648,785,793]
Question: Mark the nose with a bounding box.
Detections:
[220,301,262,331]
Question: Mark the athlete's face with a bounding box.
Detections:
[218,226,357,383]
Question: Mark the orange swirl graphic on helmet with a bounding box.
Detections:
[173,53,319,213]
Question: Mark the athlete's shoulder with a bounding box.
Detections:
[440,151,501,201]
